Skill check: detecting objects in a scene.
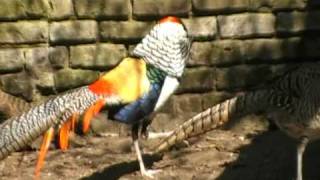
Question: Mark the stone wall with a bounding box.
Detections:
[0,0,320,123]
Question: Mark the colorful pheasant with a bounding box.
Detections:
[0,16,190,178]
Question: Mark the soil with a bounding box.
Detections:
[1,115,320,180]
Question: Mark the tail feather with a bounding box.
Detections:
[153,90,271,153]
[0,86,100,160]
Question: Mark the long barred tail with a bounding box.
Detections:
[0,86,100,160]
[153,90,271,153]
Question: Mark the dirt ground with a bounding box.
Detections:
[1,115,320,180]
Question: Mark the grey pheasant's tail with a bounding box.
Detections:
[0,86,100,160]
[0,90,33,120]
[153,90,272,153]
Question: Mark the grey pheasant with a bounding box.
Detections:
[154,63,320,180]
[0,90,33,120]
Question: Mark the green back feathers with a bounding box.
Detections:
[146,64,166,84]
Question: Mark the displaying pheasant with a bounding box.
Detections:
[0,16,191,178]
[154,63,320,180]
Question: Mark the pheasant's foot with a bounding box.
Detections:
[140,168,162,179]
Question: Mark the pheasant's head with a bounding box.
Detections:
[133,16,191,78]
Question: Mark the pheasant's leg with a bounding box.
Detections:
[297,137,309,180]
[35,127,54,179]
[132,124,161,178]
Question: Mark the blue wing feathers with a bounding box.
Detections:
[110,83,162,124]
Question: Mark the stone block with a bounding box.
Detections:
[0,72,33,101]
[244,39,284,62]
[272,0,305,10]
[49,46,69,69]
[0,0,49,20]
[299,38,320,59]
[48,0,74,19]
[133,0,189,19]
[54,69,99,91]
[178,67,214,93]
[0,21,48,44]
[26,0,50,18]
[24,47,55,93]
[50,20,97,44]
[248,0,273,11]
[25,47,51,76]
[201,91,233,110]
[182,17,217,40]
[192,0,249,14]
[74,0,128,19]
[249,0,305,11]
[216,65,273,90]
[189,40,245,66]
[35,72,55,95]
[171,94,203,115]
[0,0,26,20]
[70,44,127,69]
[277,11,320,35]
[218,13,275,39]
[100,21,155,43]
[277,37,300,60]
[0,49,24,73]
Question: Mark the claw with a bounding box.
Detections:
[83,99,105,133]
[141,169,162,179]
[35,127,54,179]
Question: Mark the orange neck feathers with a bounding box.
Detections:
[88,78,114,95]
[159,16,181,24]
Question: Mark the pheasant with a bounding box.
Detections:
[154,63,320,180]
[0,89,33,120]
[0,16,191,178]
